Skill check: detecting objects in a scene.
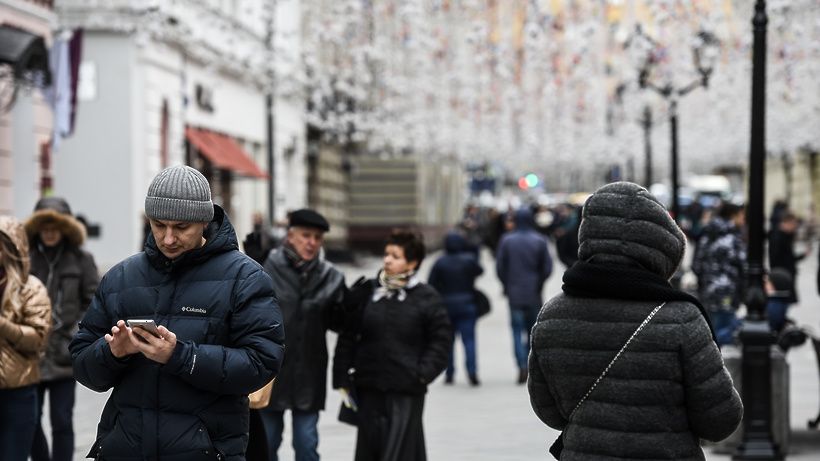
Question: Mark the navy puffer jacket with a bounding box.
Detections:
[70,206,285,461]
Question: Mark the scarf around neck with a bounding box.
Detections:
[374,269,419,302]
[282,241,320,276]
[562,260,717,342]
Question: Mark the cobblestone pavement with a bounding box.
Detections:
[54,245,820,460]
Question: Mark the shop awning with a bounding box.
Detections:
[0,25,51,85]
[185,127,267,179]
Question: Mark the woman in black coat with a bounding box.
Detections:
[333,229,452,461]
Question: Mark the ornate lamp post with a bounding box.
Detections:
[628,26,719,222]
[733,1,782,458]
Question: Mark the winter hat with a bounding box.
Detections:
[578,181,686,280]
[288,209,330,232]
[25,197,86,246]
[144,165,214,223]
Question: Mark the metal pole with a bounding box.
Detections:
[733,0,781,457]
[643,105,653,187]
[266,0,277,224]
[669,100,680,223]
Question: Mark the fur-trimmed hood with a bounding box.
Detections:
[25,197,86,247]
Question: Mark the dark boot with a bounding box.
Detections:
[517,368,528,385]
[444,374,454,385]
[468,374,480,386]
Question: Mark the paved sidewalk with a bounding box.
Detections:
[58,245,820,459]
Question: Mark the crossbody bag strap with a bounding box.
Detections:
[566,302,666,421]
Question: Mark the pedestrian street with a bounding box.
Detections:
[60,245,820,460]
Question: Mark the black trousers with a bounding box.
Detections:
[246,409,270,461]
[31,378,76,461]
[355,390,426,461]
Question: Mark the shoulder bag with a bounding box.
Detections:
[549,302,666,459]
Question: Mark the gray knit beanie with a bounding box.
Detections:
[578,181,686,280]
[144,165,214,223]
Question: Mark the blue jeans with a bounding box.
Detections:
[446,304,478,377]
[767,300,790,332]
[260,408,320,461]
[0,384,38,461]
[31,378,76,461]
[709,309,739,347]
[510,305,539,369]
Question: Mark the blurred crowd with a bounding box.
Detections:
[1,170,816,460]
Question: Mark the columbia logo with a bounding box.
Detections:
[181,306,207,314]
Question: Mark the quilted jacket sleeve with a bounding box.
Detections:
[528,321,566,430]
[71,274,134,393]
[680,306,744,441]
[161,268,285,395]
[0,276,51,354]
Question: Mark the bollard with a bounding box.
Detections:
[710,345,789,454]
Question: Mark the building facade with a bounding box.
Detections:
[54,0,306,268]
[0,0,55,217]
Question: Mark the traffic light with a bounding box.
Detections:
[518,173,540,190]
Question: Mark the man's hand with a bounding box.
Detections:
[129,325,178,364]
[105,320,140,358]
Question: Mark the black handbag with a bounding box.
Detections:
[549,302,665,459]
[337,382,359,426]
[474,289,491,318]
[338,399,358,426]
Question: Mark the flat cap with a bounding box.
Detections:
[289,209,330,232]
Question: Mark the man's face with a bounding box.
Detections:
[779,218,798,234]
[149,219,207,260]
[38,223,63,247]
[287,226,324,261]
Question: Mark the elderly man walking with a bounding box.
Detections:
[70,165,285,461]
[259,209,346,461]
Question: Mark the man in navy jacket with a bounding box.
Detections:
[71,165,285,461]
[496,207,552,384]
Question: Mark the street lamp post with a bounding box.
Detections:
[265,0,278,224]
[629,27,719,222]
[733,1,782,458]
[641,105,653,188]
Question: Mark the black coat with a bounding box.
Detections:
[70,206,285,461]
[768,228,802,302]
[30,242,98,381]
[263,249,345,412]
[333,280,452,395]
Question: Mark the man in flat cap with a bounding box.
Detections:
[70,165,285,460]
[260,209,347,461]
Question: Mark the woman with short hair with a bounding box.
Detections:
[333,229,452,461]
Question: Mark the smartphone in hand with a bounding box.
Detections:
[126,319,161,338]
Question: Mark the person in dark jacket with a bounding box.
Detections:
[333,229,451,461]
[24,197,99,461]
[70,165,285,461]
[428,231,483,386]
[243,211,276,265]
[528,182,743,460]
[768,211,806,304]
[496,207,552,384]
[259,209,346,461]
[691,202,746,346]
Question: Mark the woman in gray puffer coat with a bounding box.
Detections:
[528,182,743,460]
